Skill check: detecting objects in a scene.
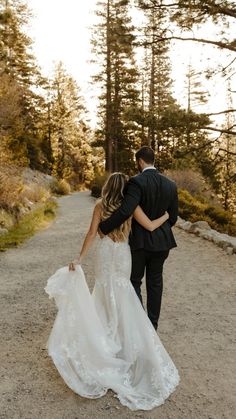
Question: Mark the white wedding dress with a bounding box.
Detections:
[45,236,180,411]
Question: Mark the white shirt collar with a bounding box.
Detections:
[142,166,156,172]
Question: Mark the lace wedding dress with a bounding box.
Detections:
[45,236,180,410]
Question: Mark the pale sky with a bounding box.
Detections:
[27,0,235,129]
[28,0,99,125]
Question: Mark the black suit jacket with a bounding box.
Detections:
[99,169,178,251]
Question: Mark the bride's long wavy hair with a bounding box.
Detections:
[99,172,132,242]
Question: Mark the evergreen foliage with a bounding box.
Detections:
[0,1,94,186]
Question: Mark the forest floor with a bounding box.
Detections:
[0,191,235,419]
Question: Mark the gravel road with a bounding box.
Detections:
[0,191,235,419]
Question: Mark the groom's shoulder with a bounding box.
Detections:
[129,173,143,185]
[159,172,177,189]
[129,171,176,189]
[129,171,157,186]
[125,174,144,193]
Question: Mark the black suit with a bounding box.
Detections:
[99,168,178,329]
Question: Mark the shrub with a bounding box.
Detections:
[204,206,233,225]
[0,209,14,229]
[178,189,206,220]
[178,188,236,236]
[48,178,60,194]
[56,179,71,195]
[166,168,220,206]
[43,200,57,217]
[91,185,102,198]
[0,170,23,210]
[90,173,109,198]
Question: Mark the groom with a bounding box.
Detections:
[99,146,178,330]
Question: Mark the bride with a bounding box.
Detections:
[45,172,180,411]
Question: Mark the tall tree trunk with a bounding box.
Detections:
[186,63,191,146]
[105,0,113,172]
[223,81,235,210]
[148,42,155,149]
[113,36,122,172]
[47,101,52,151]
[141,76,146,145]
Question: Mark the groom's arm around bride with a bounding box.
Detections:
[99,148,178,252]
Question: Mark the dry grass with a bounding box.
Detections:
[0,165,23,210]
[0,200,57,251]
[0,164,55,214]
[19,183,51,205]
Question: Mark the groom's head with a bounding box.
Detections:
[135,146,155,173]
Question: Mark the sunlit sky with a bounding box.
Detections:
[27,0,235,128]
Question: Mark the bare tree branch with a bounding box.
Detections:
[222,57,236,73]
[218,148,236,156]
[156,35,236,52]
[137,1,179,9]
[206,109,236,116]
[203,5,236,19]
[142,1,236,19]
[202,126,236,135]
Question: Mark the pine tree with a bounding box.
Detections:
[49,62,93,184]
[138,0,177,169]
[0,0,47,168]
[186,64,209,112]
[92,0,140,173]
[0,0,36,82]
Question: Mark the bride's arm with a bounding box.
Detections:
[133,206,169,232]
[69,204,101,270]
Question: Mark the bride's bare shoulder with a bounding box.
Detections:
[94,199,102,214]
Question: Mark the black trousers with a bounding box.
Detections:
[130,248,169,330]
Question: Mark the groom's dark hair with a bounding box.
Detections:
[135,146,155,164]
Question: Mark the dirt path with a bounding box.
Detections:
[0,191,235,419]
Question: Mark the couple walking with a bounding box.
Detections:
[45,146,180,411]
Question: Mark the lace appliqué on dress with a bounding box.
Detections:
[45,237,180,411]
